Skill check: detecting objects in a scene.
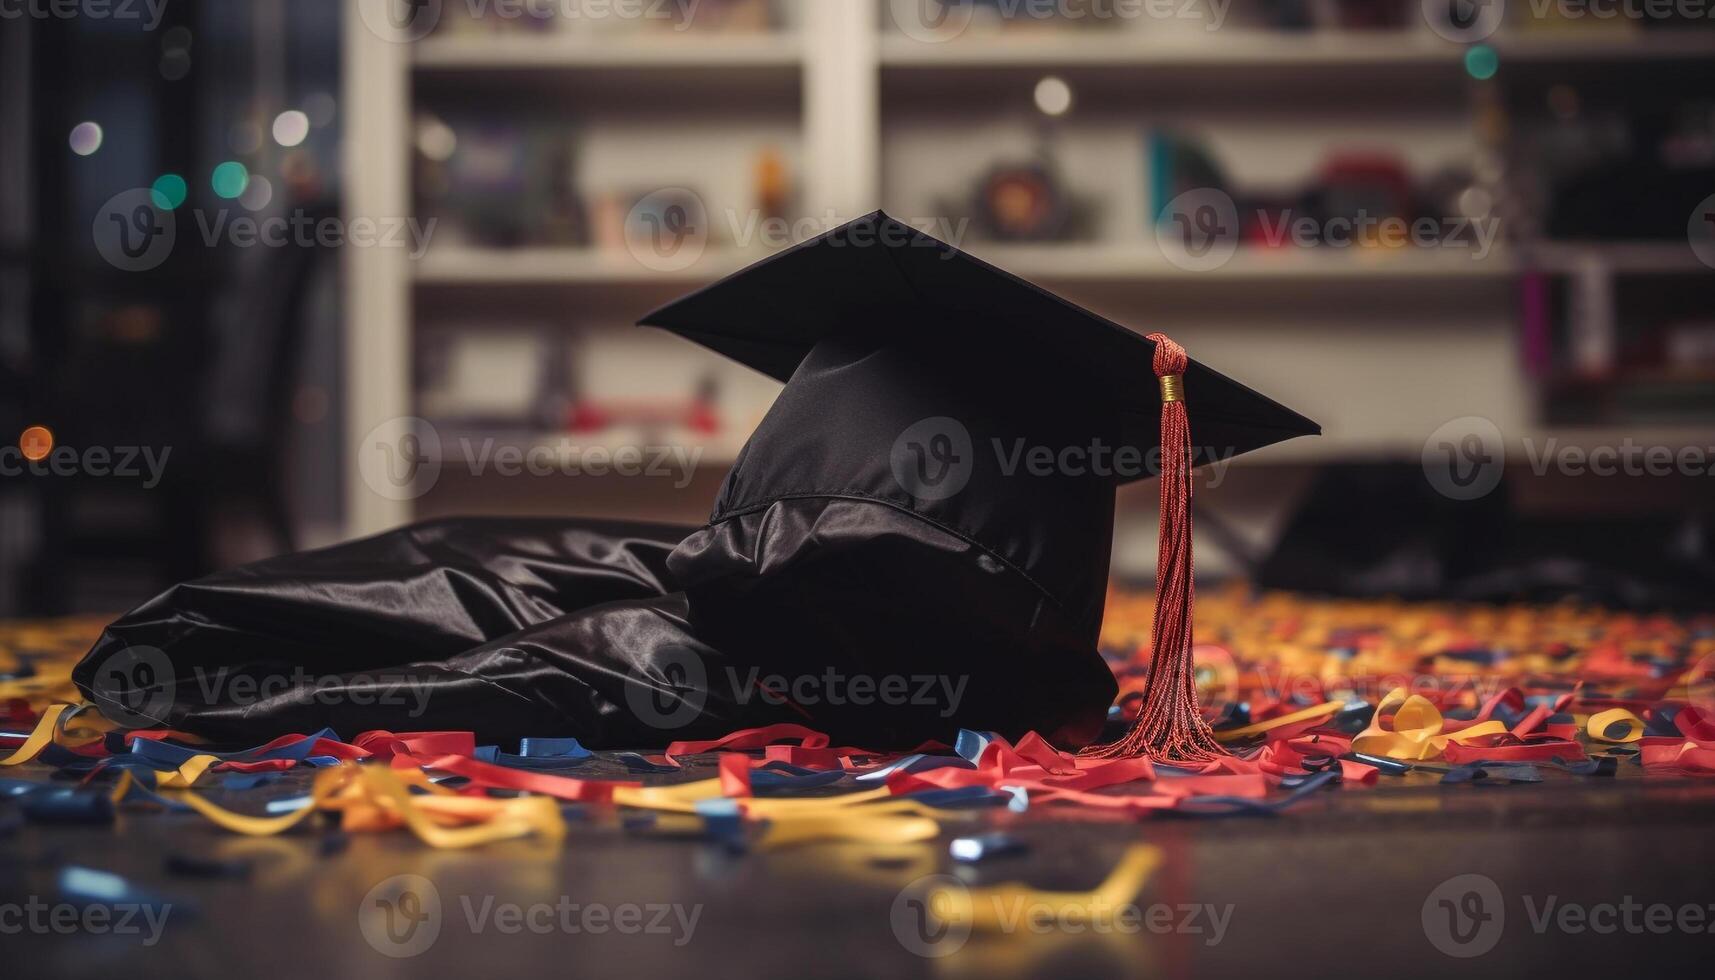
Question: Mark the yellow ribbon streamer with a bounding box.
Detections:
[1586,708,1646,743]
[171,763,565,849]
[759,813,941,849]
[1212,700,1343,743]
[928,844,1163,933]
[1,703,72,766]
[1351,687,1508,761]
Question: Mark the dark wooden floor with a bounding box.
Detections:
[5,760,1714,980]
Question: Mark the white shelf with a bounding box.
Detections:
[413,31,803,70]
[413,242,1516,286]
[413,246,771,286]
[879,29,1715,70]
[411,241,1714,287]
[1492,31,1715,62]
[1518,242,1710,276]
[975,242,1515,282]
[879,31,1455,69]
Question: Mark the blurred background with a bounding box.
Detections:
[3,0,1714,618]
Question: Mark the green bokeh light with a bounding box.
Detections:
[211,161,249,199]
[1465,45,1499,81]
[150,173,188,210]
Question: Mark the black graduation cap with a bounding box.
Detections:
[640,210,1319,473]
[644,211,1320,761]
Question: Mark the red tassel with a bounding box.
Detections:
[1081,333,1226,764]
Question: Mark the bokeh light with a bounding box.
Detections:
[68,121,103,156]
[272,110,310,148]
[18,426,54,463]
[1464,45,1499,81]
[212,161,250,199]
[304,91,337,128]
[1033,75,1073,117]
[150,173,188,210]
[240,175,274,211]
[416,116,458,162]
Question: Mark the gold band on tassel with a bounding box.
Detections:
[1158,374,1183,404]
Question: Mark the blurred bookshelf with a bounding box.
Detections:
[343,1,1715,537]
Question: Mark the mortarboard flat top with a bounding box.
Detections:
[640,210,1318,479]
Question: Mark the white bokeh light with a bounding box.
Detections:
[1033,76,1073,118]
[69,121,104,156]
[272,110,311,148]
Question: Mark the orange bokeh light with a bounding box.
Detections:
[19,425,54,462]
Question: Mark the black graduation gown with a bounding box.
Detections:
[72,334,1122,750]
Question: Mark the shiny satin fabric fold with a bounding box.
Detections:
[74,329,1123,749]
[71,500,1114,749]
